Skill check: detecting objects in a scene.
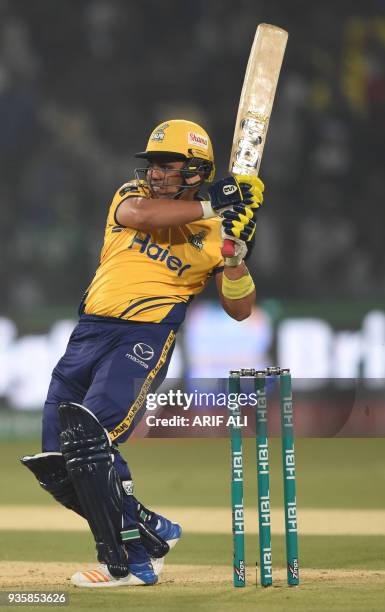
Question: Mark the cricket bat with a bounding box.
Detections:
[222,23,288,257]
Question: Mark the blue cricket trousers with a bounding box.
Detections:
[42,314,177,562]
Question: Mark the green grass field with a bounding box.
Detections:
[1,438,385,611]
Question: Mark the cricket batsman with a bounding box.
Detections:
[21,120,263,587]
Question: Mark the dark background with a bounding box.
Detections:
[1,0,384,318]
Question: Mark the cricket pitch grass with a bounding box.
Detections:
[1,561,385,612]
[1,438,385,611]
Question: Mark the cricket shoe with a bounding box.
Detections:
[154,515,182,551]
[148,516,181,577]
[71,561,158,588]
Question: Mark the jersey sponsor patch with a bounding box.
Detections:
[128,232,192,277]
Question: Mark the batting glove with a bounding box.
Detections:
[221,231,247,267]
[201,175,264,219]
[222,205,256,240]
[233,175,264,209]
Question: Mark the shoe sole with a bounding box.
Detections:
[168,535,181,549]
[150,528,181,577]
[71,573,157,588]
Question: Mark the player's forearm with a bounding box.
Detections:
[116,197,204,230]
[218,264,256,321]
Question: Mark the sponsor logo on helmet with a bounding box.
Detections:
[223,184,238,195]
[188,132,208,150]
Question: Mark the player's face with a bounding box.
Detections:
[146,161,185,198]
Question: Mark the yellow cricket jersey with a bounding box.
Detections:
[83,180,224,324]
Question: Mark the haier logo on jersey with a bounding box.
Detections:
[188,132,208,150]
[128,233,192,277]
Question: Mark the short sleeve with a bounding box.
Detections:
[107,180,149,227]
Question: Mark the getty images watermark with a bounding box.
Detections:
[136,379,385,437]
[144,389,257,428]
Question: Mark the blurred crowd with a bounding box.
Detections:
[1,0,384,316]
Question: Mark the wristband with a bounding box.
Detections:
[222,272,255,300]
[200,200,216,219]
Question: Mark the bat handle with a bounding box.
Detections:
[221,238,236,258]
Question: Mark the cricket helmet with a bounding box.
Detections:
[135,119,215,182]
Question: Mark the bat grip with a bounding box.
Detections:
[221,238,236,258]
